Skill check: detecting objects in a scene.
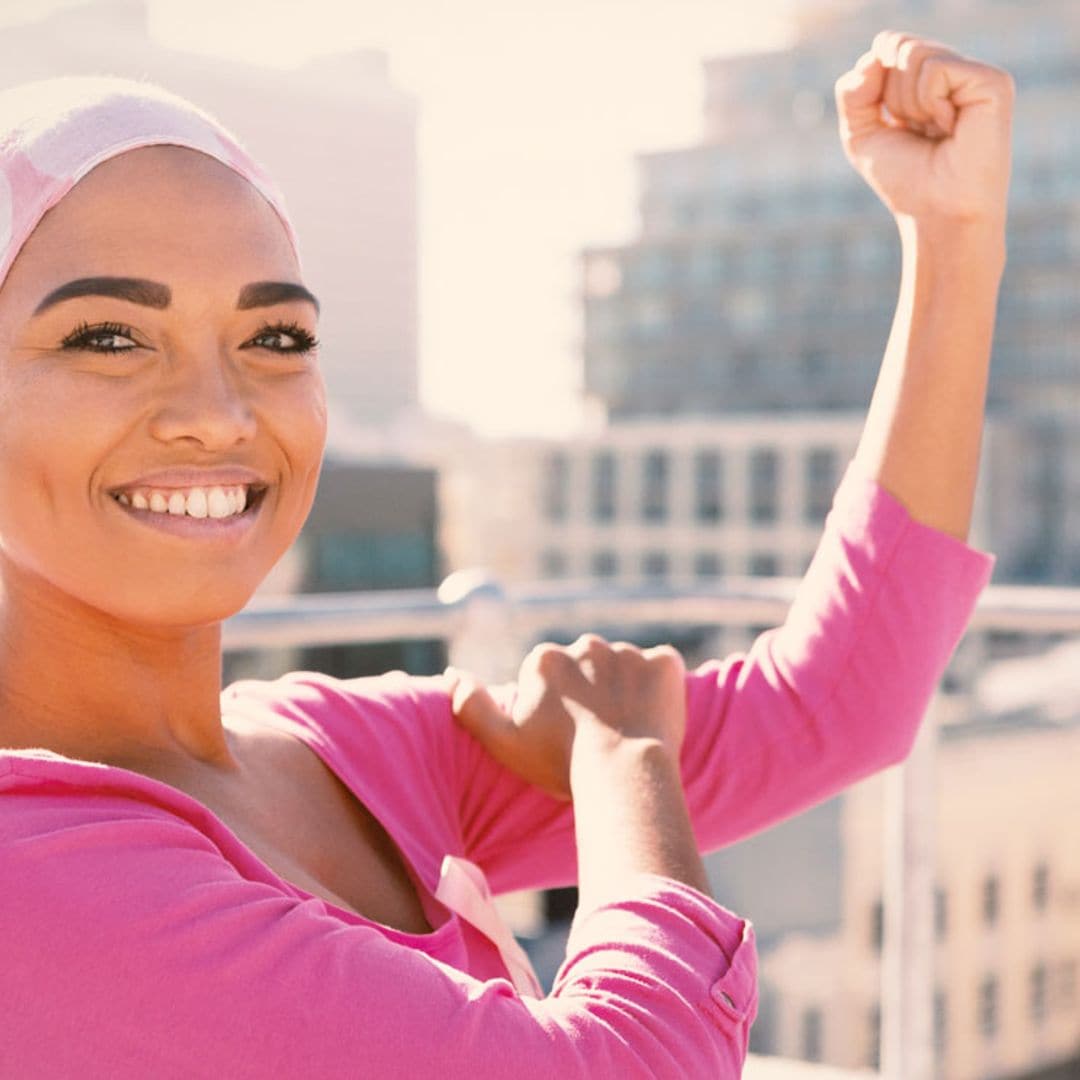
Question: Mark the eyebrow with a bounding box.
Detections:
[33,276,320,316]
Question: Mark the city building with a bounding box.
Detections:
[0,0,419,432]
[580,0,1080,584]
[759,641,1080,1078]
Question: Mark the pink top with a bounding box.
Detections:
[0,462,995,1079]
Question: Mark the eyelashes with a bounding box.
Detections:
[59,320,320,356]
[61,321,138,353]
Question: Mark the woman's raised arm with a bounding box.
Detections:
[447,34,1009,893]
[837,30,1014,539]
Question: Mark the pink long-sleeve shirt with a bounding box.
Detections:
[0,462,995,1079]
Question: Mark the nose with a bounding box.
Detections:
[147,350,257,450]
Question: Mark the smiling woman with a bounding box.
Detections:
[0,42,1011,1080]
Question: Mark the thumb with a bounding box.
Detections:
[446,667,519,754]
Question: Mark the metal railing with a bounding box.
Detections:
[223,575,1080,1078]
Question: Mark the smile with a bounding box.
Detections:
[111,484,259,519]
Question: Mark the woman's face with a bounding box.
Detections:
[0,145,327,627]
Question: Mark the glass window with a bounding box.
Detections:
[694,552,723,579]
[978,976,999,1038]
[868,1003,881,1070]
[935,887,948,941]
[544,452,569,522]
[591,451,617,522]
[749,448,779,523]
[539,549,567,580]
[695,450,725,522]
[749,552,779,577]
[310,531,435,591]
[983,875,1000,926]
[591,550,618,579]
[804,447,837,523]
[1031,963,1048,1024]
[1033,863,1050,911]
[801,1007,823,1063]
[870,899,884,953]
[642,551,669,581]
[933,990,947,1060]
[641,449,669,522]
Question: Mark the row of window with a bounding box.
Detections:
[543,446,839,527]
[869,864,1053,951]
[803,959,1078,1069]
[539,548,798,582]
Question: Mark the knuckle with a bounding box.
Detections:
[530,642,566,675]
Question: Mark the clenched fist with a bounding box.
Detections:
[447,634,687,801]
[835,30,1014,223]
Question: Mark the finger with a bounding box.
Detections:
[450,671,519,752]
[895,39,937,125]
[568,632,607,659]
[916,54,958,136]
[835,50,888,143]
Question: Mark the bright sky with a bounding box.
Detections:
[28,0,798,435]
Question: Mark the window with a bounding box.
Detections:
[870,899,884,953]
[801,1007,823,1063]
[1033,862,1050,911]
[982,875,1000,926]
[591,451,617,522]
[591,550,618,579]
[933,990,948,1060]
[1031,963,1048,1024]
[978,976,999,1039]
[694,552,723,579]
[642,551,669,581]
[868,1004,881,1070]
[749,448,780,524]
[539,549,567,580]
[544,452,569,522]
[694,450,725,521]
[749,552,779,577]
[1059,960,1078,1008]
[641,449,669,522]
[935,887,949,941]
[804,447,837,523]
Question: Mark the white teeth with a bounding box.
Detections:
[116,484,254,519]
[186,489,208,518]
[206,488,231,519]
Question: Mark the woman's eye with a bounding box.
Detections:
[61,322,139,353]
[244,322,319,354]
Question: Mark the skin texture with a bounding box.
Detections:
[452,33,1014,902]
[0,146,327,778]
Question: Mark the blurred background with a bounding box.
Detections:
[5,1,1077,1077]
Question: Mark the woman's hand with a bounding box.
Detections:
[447,634,687,801]
[835,30,1014,224]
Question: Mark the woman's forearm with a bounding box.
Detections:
[853,215,1006,542]
[570,733,712,912]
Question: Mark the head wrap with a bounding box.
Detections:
[0,75,300,292]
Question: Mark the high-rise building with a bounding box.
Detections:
[580,0,1080,584]
[0,0,419,432]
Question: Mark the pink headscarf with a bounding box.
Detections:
[0,75,300,291]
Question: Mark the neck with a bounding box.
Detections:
[0,564,238,776]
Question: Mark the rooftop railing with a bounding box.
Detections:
[223,575,1080,1079]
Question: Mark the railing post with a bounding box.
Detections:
[439,570,544,937]
[880,696,939,1080]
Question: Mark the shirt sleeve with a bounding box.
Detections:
[2,799,755,1080]
[449,460,997,895]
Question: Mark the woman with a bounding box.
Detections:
[0,31,1011,1079]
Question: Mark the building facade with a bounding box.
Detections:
[761,689,1080,1078]
[581,0,1080,584]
